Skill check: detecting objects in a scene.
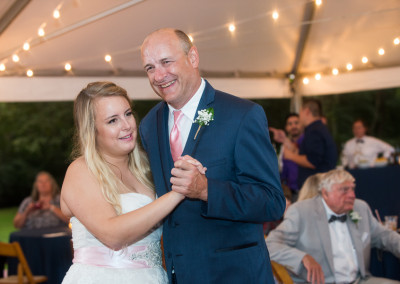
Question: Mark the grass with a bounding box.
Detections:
[0,207,18,242]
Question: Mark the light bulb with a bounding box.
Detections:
[346,63,353,71]
[23,42,30,51]
[315,73,321,80]
[272,11,279,20]
[315,0,322,6]
[38,28,45,37]
[303,77,309,85]
[394,38,400,45]
[65,63,72,71]
[12,54,19,62]
[229,24,235,32]
[105,55,112,62]
[0,63,5,71]
[27,69,33,77]
[53,10,60,19]
[332,68,339,75]
[378,48,385,55]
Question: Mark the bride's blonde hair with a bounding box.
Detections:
[72,81,154,214]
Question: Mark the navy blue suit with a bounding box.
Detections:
[139,81,285,283]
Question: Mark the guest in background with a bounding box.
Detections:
[297,173,323,202]
[284,99,337,189]
[270,113,304,201]
[14,171,68,229]
[341,119,394,169]
[267,169,400,284]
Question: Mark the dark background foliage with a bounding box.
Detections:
[1,88,399,208]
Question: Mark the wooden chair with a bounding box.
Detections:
[0,242,47,284]
[271,260,293,284]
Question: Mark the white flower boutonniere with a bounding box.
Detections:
[193,107,214,140]
[349,210,362,225]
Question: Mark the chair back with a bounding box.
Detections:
[0,241,47,284]
[271,260,293,284]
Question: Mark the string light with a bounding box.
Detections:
[315,0,322,6]
[26,69,33,77]
[38,28,45,37]
[362,57,368,63]
[332,68,339,75]
[12,54,19,62]
[228,24,235,32]
[53,9,60,19]
[346,63,353,71]
[188,35,193,42]
[315,73,321,80]
[378,48,385,55]
[272,11,279,20]
[65,63,72,71]
[303,77,309,85]
[394,38,400,45]
[104,54,112,62]
[23,42,30,51]
[0,63,5,71]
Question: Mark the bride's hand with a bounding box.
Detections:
[179,155,207,174]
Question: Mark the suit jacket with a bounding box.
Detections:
[266,196,400,283]
[139,80,285,283]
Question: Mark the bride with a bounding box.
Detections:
[61,81,204,283]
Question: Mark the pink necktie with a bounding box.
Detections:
[170,110,183,162]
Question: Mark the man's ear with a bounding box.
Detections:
[188,46,200,68]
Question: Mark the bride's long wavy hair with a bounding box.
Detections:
[72,81,154,214]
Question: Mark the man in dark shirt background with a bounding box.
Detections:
[283,99,337,188]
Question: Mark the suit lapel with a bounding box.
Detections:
[347,215,365,276]
[156,102,173,191]
[182,80,215,159]
[314,197,336,275]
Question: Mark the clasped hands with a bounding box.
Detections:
[170,155,208,201]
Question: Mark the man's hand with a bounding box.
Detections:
[302,254,325,284]
[269,127,286,144]
[171,155,208,201]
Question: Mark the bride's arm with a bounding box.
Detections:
[60,158,184,251]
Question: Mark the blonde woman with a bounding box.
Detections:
[61,82,204,283]
[297,173,323,202]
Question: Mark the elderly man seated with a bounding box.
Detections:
[266,169,400,284]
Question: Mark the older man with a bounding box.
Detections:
[266,169,400,284]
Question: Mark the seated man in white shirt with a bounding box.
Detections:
[266,169,400,284]
[341,119,394,169]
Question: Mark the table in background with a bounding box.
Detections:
[8,227,73,284]
[349,165,400,281]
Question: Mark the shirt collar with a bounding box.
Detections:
[168,78,205,121]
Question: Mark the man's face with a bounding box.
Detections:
[352,121,366,139]
[322,180,356,215]
[285,116,301,138]
[141,30,200,109]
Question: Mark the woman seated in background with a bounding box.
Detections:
[297,172,323,202]
[13,171,69,229]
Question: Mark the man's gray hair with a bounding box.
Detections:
[319,169,355,192]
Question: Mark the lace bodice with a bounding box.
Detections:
[70,193,162,268]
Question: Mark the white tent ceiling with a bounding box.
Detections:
[0,0,399,102]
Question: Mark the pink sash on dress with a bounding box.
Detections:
[73,245,151,268]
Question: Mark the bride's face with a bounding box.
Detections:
[94,96,136,157]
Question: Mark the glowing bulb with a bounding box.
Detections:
[188,35,193,42]
[346,63,353,71]
[0,63,5,71]
[272,11,279,20]
[378,48,385,55]
[394,38,400,45]
[65,63,72,71]
[12,54,19,62]
[289,74,295,80]
[315,0,322,6]
[53,9,60,19]
[303,77,309,85]
[362,57,368,64]
[38,28,45,37]
[23,42,30,51]
[315,73,321,80]
[332,68,339,75]
[105,54,112,62]
[228,24,235,32]
[26,69,33,77]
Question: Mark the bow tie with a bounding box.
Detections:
[356,138,364,144]
[329,214,347,223]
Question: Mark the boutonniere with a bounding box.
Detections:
[193,107,214,140]
[349,210,362,225]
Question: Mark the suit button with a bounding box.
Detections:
[173,222,179,227]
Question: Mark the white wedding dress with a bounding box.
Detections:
[62,193,168,284]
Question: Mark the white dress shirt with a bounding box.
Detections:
[322,199,358,283]
[341,135,394,168]
[168,78,205,151]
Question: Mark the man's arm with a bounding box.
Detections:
[283,149,316,169]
